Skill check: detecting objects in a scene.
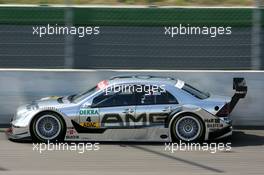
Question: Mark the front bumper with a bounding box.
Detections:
[6,125,32,141]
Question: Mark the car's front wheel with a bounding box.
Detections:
[31,112,65,143]
[172,114,204,142]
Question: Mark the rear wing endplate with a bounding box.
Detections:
[229,78,247,112]
[233,78,247,98]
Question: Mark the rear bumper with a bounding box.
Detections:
[208,126,233,140]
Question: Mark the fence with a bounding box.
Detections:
[0,5,263,69]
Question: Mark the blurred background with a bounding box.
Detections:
[0,1,264,126]
[0,0,263,69]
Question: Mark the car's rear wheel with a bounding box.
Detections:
[172,114,204,142]
[31,112,65,143]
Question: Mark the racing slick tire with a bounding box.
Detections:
[171,113,204,142]
[30,111,66,143]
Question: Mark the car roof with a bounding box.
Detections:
[107,75,180,86]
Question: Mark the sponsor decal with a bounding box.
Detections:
[204,118,224,128]
[66,128,79,139]
[80,122,100,128]
[97,80,108,89]
[101,113,168,127]
[175,80,185,89]
[204,119,220,123]
[79,108,99,116]
[206,123,223,128]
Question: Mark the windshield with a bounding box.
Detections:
[70,86,98,103]
[182,84,210,99]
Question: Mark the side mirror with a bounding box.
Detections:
[81,102,92,108]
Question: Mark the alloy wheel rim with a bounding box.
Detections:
[35,115,61,140]
[175,116,201,141]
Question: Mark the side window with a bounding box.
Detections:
[137,85,178,105]
[92,86,135,107]
[156,91,178,104]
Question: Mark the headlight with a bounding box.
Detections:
[14,109,30,121]
[13,103,38,121]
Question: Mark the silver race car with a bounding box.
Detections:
[6,75,247,142]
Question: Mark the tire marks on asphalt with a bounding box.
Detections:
[0,167,7,171]
[130,145,224,173]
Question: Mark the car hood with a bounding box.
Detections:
[34,96,70,108]
[15,96,70,119]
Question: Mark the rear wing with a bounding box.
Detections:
[233,78,247,98]
[229,78,247,112]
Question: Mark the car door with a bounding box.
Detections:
[135,85,179,128]
[90,85,136,129]
[78,96,101,129]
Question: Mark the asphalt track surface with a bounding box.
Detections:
[0,130,263,175]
